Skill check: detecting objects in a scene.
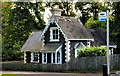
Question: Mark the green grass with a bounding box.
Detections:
[0,73,23,76]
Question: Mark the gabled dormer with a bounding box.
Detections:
[39,6,67,45]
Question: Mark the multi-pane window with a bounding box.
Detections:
[33,52,38,62]
[52,29,58,40]
[51,27,59,41]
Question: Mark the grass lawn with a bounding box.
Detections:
[0,73,23,76]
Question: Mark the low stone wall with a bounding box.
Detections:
[1,54,120,72]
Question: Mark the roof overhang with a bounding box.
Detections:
[68,39,94,41]
[101,45,117,48]
[22,45,63,52]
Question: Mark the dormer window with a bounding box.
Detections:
[50,27,59,41]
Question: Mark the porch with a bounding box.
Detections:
[24,45,62,64]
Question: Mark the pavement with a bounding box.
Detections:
[0,71,116,76]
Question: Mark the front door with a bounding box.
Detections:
[47,53,51,63]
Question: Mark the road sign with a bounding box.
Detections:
[98,12,107,22]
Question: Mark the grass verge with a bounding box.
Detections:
[0,73,23,76]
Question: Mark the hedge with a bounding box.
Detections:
[77,46,107,57]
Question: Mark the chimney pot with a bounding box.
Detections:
[50,5,62,16]
[56,5,59,9]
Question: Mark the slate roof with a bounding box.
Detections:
[87,28,114,46]
[40,45,60,51]
[21,30,43,51]
[21,30,61,51]
[53,15,94,39]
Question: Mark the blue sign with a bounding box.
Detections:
[98,12,107,22]
[99,18,106,22]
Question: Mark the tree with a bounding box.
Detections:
[2,2,45,61]
[45,2,76,17]
[85,15,113,31]
[110,2,120,54]
[85,2,120,54]
[75,2,91,25]
[75,2,109,24]
[15,2,45,29]
[85,17,106,30]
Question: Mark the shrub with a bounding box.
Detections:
[77,46,107,57]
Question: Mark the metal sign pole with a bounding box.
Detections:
[107,10,110,76]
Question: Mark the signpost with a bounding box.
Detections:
[106,10,110,76]
[98,10,110,76]
[98,12,107,22]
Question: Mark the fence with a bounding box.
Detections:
[1,54,120,72]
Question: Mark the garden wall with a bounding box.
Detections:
[1,54,120,72]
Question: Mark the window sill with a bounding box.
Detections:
[51,63,62,64]
[31,61,39,63]
[50,40,59,42]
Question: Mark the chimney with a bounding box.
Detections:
[50,5,62,16]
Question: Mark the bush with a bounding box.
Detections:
[2,40,24,61]
[77,46,107,57]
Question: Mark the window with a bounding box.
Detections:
[42,53,47,64]
[44,53,46,63]
[53,29,58,40]
[33,52,38,62]
[53,53,55,63]
[57,52,60,64]
[50,27,59,41]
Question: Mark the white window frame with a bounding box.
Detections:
[75,49,80,58]
[41,45,62,64]
[51,46,62,64]
[31,52,39,63]
[75,42,86,58]
[50,27,59,42]
[57,51,60,64]
[42,53,47,64]
[56,48,62,64]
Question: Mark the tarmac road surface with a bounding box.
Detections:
[1,71,115,76]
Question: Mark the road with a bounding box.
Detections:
[1,71,116,76]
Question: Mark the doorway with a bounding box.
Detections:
[47,53,51,63]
